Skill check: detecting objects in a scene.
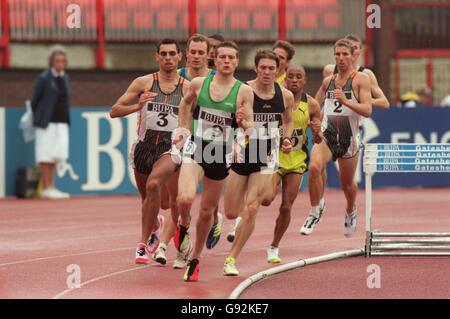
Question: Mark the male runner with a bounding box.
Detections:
[222,50,294,276]
[302,39,371,237]
[154,34,222,269]
[272,40,296,85]
[300,34,389,235]
[110,39,189,264]
[172,41,254,281]
[225,40,296,242]
[207,34,225,69]
[265,64,322,263]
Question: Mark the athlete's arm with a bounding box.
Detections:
[364,69,390,109]
[322,64,335,78]
[110,76,155,118]
[177,77,202,129]
[280,89,294,153]
[236,84,254,131]
[315,76,331,106]
[334,72,372,118]
[307,95,323,144]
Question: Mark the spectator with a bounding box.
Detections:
[398,85,433,108]
[31,45,71,199]
[440,94,450,107]
[416,85,433,106]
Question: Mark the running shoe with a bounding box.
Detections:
[173,223,190,252]
[183,258,200,282]
[153,243,167,265]
[147,215,164,254]
[135,242,149,264]
[300,206,325,235]
[226,216,241,243]
[267,246,282,263]
[344,211,357,237]
[223,257,239,276]
[173,238,193,269]
[206,212,223,249]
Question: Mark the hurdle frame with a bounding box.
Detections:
[364,143,450,257]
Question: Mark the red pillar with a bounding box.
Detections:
[188,0,197,37]
[95,0,105,69]
[1,0,10,68]
[278,0,286,40]
[365,0,373,66]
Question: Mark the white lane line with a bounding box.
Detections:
[51,265,152,299]
[0,246,133,267]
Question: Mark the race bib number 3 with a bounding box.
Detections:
[146,102,179,131]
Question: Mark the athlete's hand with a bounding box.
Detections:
[333,88,348,105]
[281,137,292,153]
[236,106,252,130]
[232,140,244,164]
[138,90,157,109]
[308,118,321,135]
[172,127,191,150]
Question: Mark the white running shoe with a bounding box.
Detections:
[226,216,241,243]
[344,211,357,237]
[135,242,149,264]
[267,246,281,263]
[41,188,69,199]
[300,213,320,235]
[147,215,164,254]
[223,257,239,276]
[173,238,192,269]
[153,243,167,265]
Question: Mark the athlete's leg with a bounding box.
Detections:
[177,157,204,228]
[337,154,359,214]
[228,172,271,260]
[261,172,281,206]
[224,170,249,220]
[271,173,302,247]
[190,177,225,260]
[140,155,178,244]
[308,141,332,207]
[160,182,170,210]
[160,170,180,246]
[134,171,148,202]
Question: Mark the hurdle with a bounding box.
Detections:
[364,143,450,257]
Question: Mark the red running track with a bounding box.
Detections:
[0,188,449,299]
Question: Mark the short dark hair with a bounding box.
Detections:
[156,38,181,53]
[187,33,210,52]
[344,34,363,49]
[254,49,280,68]
[215,40,239,58]
[208,34,225,42]
[272,40,295,61]
[334,39,355,54]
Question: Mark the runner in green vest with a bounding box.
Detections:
[172,41,254,282]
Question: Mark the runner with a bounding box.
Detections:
[302,34,389,235]
[110,39,189,264]
[272,40,296,85]
[301,39,371,237]
[264,64,322,263]
[172,41,254,282]
[153,34,222,269]
[223,50,294,276]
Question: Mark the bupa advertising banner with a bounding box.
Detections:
[0,107,449,197]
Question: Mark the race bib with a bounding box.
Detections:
[253,113,281,140]
[195,107,232,143]
[146,102,179,132]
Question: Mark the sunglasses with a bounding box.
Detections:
[159,51,178,57]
